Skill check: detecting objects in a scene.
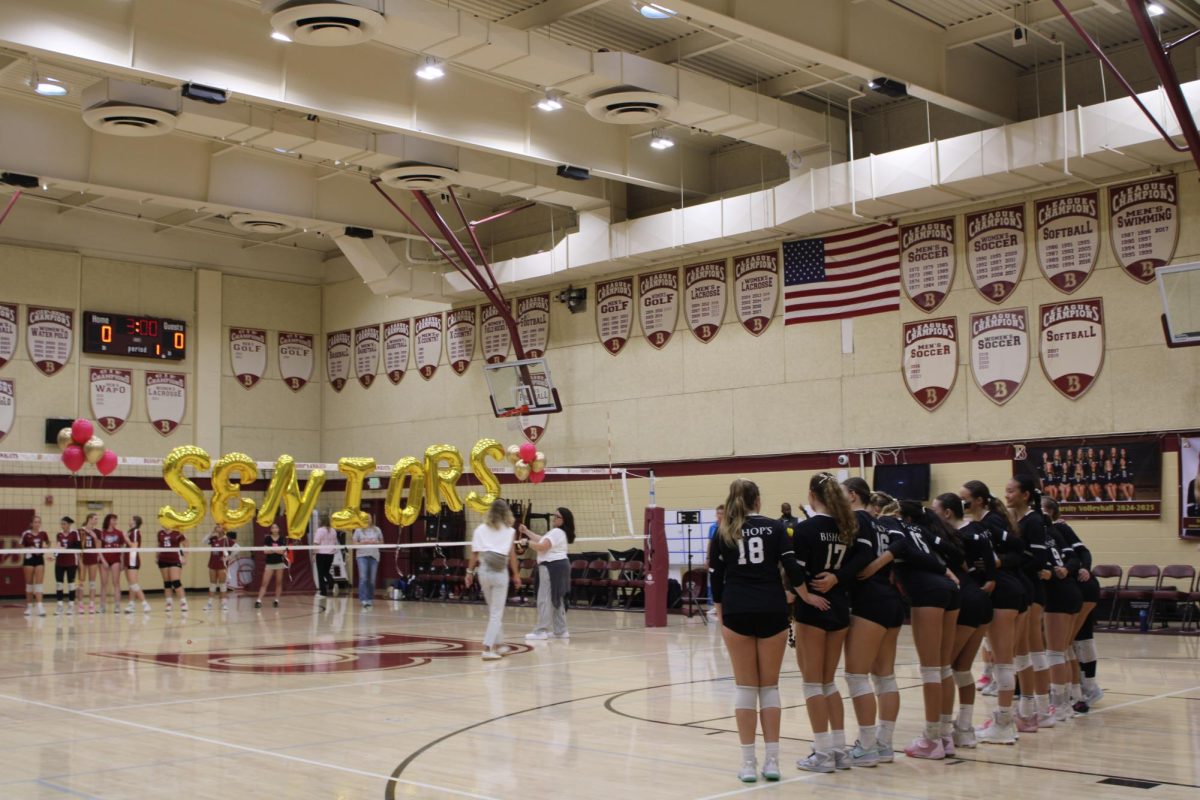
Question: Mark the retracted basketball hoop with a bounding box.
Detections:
[484,357,562,418]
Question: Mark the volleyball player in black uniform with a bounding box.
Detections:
[709,479,808,783]
[1042,497,1103,712]
[1007,475,1056,730]
[1117,457,1135,501]
[1101,459,1118,502]
[1041,501,1083,721]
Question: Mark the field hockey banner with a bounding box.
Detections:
[146,372,186,436]
[1036,191,1099,293]
[326,330,351,392]
[414,313,443,380]
[480,303,511,364]
[0,378,12,441]
[1108,175,1178,284]
[595,277,634,355]
[229,328,266,389]
[446,308,476,375]
[966,205,1025,304]
[684,259,727,343]
[902,317,958,411]
[639,268,679,349]
[383,320,409,384]
[278,332,314,392]
[89,367,132,433]
[26,306,72,376]
[899,218,955,312]
[354,325,380,388]
[1015,438,1161,519]
[0,303,16,369]
[516,294,550,358]
[732,250,778,336]
[1180,436,1200,535]
[969,308,1029,406]
[1038,298,1104,400]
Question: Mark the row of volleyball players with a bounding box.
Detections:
[708,471,1101,783]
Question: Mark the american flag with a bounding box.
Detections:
[783,223,900,325]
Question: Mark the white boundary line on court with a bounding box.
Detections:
[693,772,822,799]
[1084,684,1200,715]
[0,693,500,800]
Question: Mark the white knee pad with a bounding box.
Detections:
[1014,653,1032,672]
[219,584,228,593]
[953,670,975,688]
[1074,639,1098,662]
[844,672,873,698]
[871,673,898,695]
[758,685,781,709]
[940,665,954,681]
[209,584,218,592]
[56,583,65,592]
[823,682,839,697]
[1045,650,1066,667]
[25,584,34,593]
[1030,651,1049,672]
[128,583,141,592]
[67,583,76,593]
[36,584,45,593]
[734,685,758,711]
[802,682,825,699]
[90,581,98,591]
[1065,646,1078,663]
[995,664,1016,692]
[919,666,942,685]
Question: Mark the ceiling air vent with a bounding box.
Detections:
[268,1,385,46]
[81,79,180,137]
[228,212,297,235]
[379,163,459,190]
[584,90,677,125]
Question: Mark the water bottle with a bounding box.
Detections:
[1138,608,1149,632]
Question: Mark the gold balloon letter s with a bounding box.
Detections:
[158,446,211,531]
[465,438,504,513]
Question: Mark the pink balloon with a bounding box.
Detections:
[529,469,546,485]
[96,449,118,477]
[519,442,537,463]
[62,445,85,473]
[70,418,94,445]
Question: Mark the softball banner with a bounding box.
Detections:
[1035,191,1099,293]
[1038,298,1104,400]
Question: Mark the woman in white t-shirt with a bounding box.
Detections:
[522,507,575,640]
[466,500,522,660]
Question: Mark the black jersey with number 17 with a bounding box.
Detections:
[790,514,851,600]
[708,514,807,615]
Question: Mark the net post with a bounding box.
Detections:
[620,469,634,537]
[643,505,667,627]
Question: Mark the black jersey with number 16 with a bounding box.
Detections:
[708,514,807,615]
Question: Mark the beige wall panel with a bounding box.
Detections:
[593,336,684,404]
[685,323,781,393]
[783,321,844,382]
[731,378,843,455]
[635,391,733,462]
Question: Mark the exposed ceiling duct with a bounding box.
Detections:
[81,79,180,137]
[265,0,386,46]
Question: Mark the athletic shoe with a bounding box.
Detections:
[737,761,758,783]
[272,599,279,608]
[1072,700,1090,714]
[952,724,977,749]
[481,650,502,661]
[142,602,151,613]
[254,601,262,609]
[65,604,73,616]
[165,599,173,612]
[36,604,46,617]
[1037,710,1056,729]
[221,601,228,611]
[848,741,879,767]
[904,736,944,760]
[180,601,188,612]
[976,712,1017,745]
[980,681,999,697]
[1054,702,1073,722]
[113,605,120,615]
[833,749,851,770]
[24,605,32,617]
[98,604,106,614]
[761,756,780,781]
[941,736,956,756]
[976,674,993,691]
[874,741,895,764]
[203,601,213,612]
[88,603,95,614]
[796,751,835,774]
[54,602,63,616]
[525,631,549,640]
[551,632,570,639]
[1083,685,1104,705]
[124,602,134,614]
[1015,714,1040,734]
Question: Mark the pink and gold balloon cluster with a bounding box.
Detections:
[56,418,118,476]
[505,441,547,484]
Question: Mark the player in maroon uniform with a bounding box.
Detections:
[79,512,101,613]
[157,525,188,613]
[20,515,51,617]
[205,524,232,611]
[98,513,128,614]
[121,515,152,614]
[53,516,80,616]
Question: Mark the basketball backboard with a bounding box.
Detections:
[1157,262,1200,347]
[483,357,562,417]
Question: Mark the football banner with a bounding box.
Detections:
[383,320,410,384]
[480,303,511,364]
[639,268,679,350]
[1038,298,1104,400]
[732,250,779,336]
[414,313,443,380]
[595,277,634,355]
[26,306,72,376]
[899,218,955,312]
[1035,191,1099,293]
[969,308,1029,406]
[229,328,267,389]
[354,325,380,388]
[0,379,12,442]
[516,294,550,358]
[89,368,132,433]
[1018,438,1160,519]
[277,332,314,392]
[0,303,16,369]
[1108,175,1179,284]
[684,260,727,343]
[146,372,186,436]
[965,205,1025,304]
[446,308,476,375]
[902,317,958,411]
[326,330,351,392]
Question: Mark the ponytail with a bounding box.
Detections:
[719,479,759,549]
[1012,474,1050,527]
[963,479,1015,536]
[1041,496,1061,521]
[868,491,899,517]
[812,472,855,546]
[842,476,871,507]
[935,492,965,520]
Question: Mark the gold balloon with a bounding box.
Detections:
[331,457,375,530]
[56,427,74,453]
[465,438,504,513]
[210,452,258,529]
[506,444,522,465]
[257,455,326,539]
[384,456,425,528]
[513,459,532,482]
[158,445,211,531]
[531,450,546,473]
[83,436,106,464]
[424,444,464,514]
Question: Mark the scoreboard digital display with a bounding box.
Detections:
[82,311,187,360]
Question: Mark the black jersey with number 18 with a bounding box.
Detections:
[708,514,806,615]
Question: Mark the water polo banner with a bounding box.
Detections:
[446,308,476,375]
[1036,191,1099,293]
[26,306,72,376]
[326,330,351,392]
[383,320,409,384]
[146,372,186,436]
[1038,298,1104,400]
[595,277,634,355]
[1015,437,1161,519]
[899,218,955,313]
[414,313,442,380]
[639,268,679,350]
[354,325,380,388]
[0,303,15,369]
[230,328,267,389]
[732,250,779,336]
[965,205,1025,304]
[89,367,132,433]
[1108,175,1178,284]
[517,294,550,358]
[0,379,12,442]
[278,332,314,392]
[969,308,1029,406]
[684,259,727,343]
[902,317,958,411]
[480,303,511,364]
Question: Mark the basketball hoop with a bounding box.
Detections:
[497,405,529,419]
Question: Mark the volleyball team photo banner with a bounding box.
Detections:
[480,302,511,364]
[1036,191,1100,293]
[900,218,955,312]
[902,317,958,411]
[326,329,351,392]
[1181,436,1200,535]
[145,372,186,436]
[89,367,132,433]
[684,260,727,343]
[1015,438,1161,519]
[595,277,634,355]
[969,308,1029,406]
[1108,175,1178,284]
[0,302,16,368]
[733,250,778,336]
[965,205,1025,304]
[26,306,72,376]
[229,328,266,389]
[1038,298,1105,400]
[446,308,476,375]
[354,325,380,388]
[278,332,314,392]
[639,268,679,350]
[383,319,410,383]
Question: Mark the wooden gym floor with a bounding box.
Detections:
[0,596,1197,799]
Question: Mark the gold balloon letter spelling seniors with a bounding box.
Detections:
[331,457,375,530]
[465,439,504,513]
[158,445,211,531]
[385,457,425,528]
[424,444,464,514]
[258,455,326,539]
[210,452,258,528]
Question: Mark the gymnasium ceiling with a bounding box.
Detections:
[0,0,1195,291]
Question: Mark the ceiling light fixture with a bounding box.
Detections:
[270,30,292,42]
[867,77,908,98]
[1147,2,1166,16]
[633,2,676,19]
[33,76,68,97]
[537,90,563,111]
[416,57,445,81]
[649,128,674,150]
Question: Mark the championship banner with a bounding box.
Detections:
[480,303,511,364]
[899,218,955,312]
[1108,175,1179,284]
[278,332,314,392]
[965,205,1025,304]
[902,317,958,411]
[89,368,132,433]
[26,306,72,376]
[638,268,680,349]
[414,313,443,380]
[1181,437,1200,535]
[0,379,12,442]
[0,303,16,369]
[595,277,634,355]
[522,413,548,444]
[146,372,186,436]
[353,325,380,388]
[326,330,351,392]
[1038,298,1104,400]
[684,259,727,343]
[229,328,267,389]
[383,320,410,384]
[732,250,779,336]
[969,308,1029,406]
[1017,437,1160,519]
[446,308,476,375]
[1035,191,1099,293]
[516,294,550,358]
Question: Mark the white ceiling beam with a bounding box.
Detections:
[637,31,731,63]
[500,0,611,30]
[945,0,1101,49]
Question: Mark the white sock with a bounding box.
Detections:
[1035,694,1050,714]
[740,744,755,763]
[764,742,779,760]
[1018,695,1035,717]
[924,721,940,740]
[1081,676,1097,691]
[859,725,877,749]
[1051,683,1065,704]
[939,713,953,737]
[997,706,1013,723]
[1071,682,1082,699]
[813,732,833,754]
[877,720,895,746]
[831,729,845,749]
[957,704,974,729]
[983,662,994,678]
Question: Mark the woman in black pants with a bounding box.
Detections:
[313,512,337,604]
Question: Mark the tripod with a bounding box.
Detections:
[682,515,708,626]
